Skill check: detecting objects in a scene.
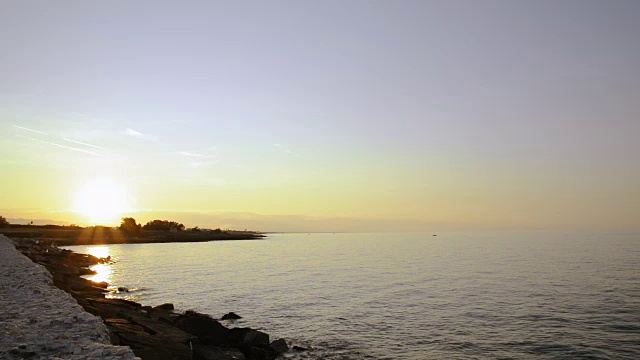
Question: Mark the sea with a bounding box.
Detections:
[68,231,640,359]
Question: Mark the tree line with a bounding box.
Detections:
[118,217,224,234]
[119,218,186,233]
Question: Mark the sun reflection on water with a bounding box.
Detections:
[85,246,112,283]
[88,263,112,283]
[87,246,110,259]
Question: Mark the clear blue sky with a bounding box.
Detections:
[1,1,639,231]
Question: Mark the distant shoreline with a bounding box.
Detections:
[0,225,264,246]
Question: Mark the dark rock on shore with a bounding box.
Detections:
[176,311,229,346]
[269,338,289,353]
[226,328,270,348]
[221,311,242,320]
[154,303,174,311]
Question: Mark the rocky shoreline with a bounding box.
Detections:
[7,237,304,360]
[0,234,138,360]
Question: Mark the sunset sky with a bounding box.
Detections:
[1,1,639,232]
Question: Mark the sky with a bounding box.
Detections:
[1,1,639,232]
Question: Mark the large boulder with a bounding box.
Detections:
[225,328,269,348]
[177,312,229,345]
[242,346,278,360]
[269,338,288,353]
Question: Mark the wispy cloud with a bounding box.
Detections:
[122,127,159,142]
[191,160,220,168]
[124,128,145,137]
[180,148,219,167]
[16,135,102,156]
[180,151,206,157]
[12,125,48,135]
[62,138,104,150]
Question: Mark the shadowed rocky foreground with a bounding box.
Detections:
[7,237,305,360]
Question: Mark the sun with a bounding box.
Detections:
[73,179,130,225]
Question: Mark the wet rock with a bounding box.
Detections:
[292,345,309,351]
[242,346,278,360]
[269,338,288,353]
[221,311,242,320]
[225,328,270,348]
[193,345,246,360]
[177,311,229,345]
[154,303,174,311]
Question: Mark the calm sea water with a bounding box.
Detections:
[69,231,640,359]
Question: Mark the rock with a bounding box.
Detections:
[193,345,246,360]
[292,345,309,351]
[243,346,278,360]
[18,351,36,358]
[89,349,104,357]
[94,281,109,289]
[117,286,129,292]
[269,338,288,353]
[154,303,174,311]
[221,311,242,320]
[76,312,95,322]
[177,312,229,345]
[225,328,270,348]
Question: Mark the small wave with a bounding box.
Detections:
[605,324,640,333]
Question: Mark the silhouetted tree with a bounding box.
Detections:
[119,217,141,233]
[142,219,185,231]
[0,216,9,227]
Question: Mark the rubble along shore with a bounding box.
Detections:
[3,236,299,360]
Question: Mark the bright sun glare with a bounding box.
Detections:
[73,179,130,225]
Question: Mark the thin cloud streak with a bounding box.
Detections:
[16,135,103,156]
[123,128,159,142]
[191,160,220,168]
[180,151,206,157]
[62,138,104,149]
[12,125,48,135]
[124,128,144,137]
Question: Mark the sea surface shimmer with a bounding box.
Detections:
[71,231,640,359]
[0,235,138,360]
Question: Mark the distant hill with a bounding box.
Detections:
[7,218,72,226]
